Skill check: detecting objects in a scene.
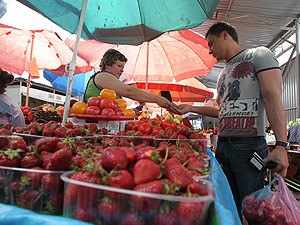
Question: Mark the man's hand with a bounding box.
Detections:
[263,146,289,177]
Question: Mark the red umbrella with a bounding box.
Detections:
[124,77,214,103]
[65,29,216,83]
[0,23,91,106]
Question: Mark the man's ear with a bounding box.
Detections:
[222,31,229,40]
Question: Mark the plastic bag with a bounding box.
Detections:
[242,175,300,225]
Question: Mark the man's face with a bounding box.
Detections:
[106,60,126,78]
[206,32,226,61]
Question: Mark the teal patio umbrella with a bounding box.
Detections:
[16,0,220,123]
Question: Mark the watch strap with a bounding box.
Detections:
[275,141,289,148]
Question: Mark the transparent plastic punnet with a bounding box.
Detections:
[0,166,66,215]
[61,171,215,225]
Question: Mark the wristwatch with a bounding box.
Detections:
[275,141,289,149]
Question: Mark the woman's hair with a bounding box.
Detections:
[160,90,172,102]
[100,49,127,70]
[205,22,239,44]
[0,68,14,94]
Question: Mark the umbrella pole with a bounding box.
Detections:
[62,0,88,124]
[25,33,35,107]
[144,41,149,110]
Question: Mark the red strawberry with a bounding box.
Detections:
[54,127,67,138]
[42,173,63,193]
[66,171,102,208]
[64,121,74,129]
[135,146,156,161]
[40,151,53,168]
[29,128,39,135]
[20,154,41,168]
[0,149,23,167]
[34,137,60,154]
[21,167,44,189]
[123,147,136,164]
[121,212,145,225]
[151,208,177,225]
[9,138,27,151]
[165,164,193,190]
[98,198,123,224]
[46,191,64,214]
[46,148,72,171]
[0,127,12,135]
[88,123,98,133]
[177,201,205,225]
[18,190,41,210]
[132,180,164,214]
[187,182,209,196]
[42,126,54,136]
[74,206,97,223]
[172,152,188,164]
[100,146,128,171]
[106,169,134,199]
[133,159,161,185]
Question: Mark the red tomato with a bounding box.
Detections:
[114,100,121,109]
[151,126,164,135]
[125,121,135,130]
[161,120,177,131]
[138,122,152,135]
[150,118,162,127]
[99,99,115,110]
[132,121,144,130]
[87,97,101,106]
[86,106,101,115]
[101,108,115,116]
[23,106,30,114]
[114,108,124,116]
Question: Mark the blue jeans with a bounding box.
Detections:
[215,136,268,225]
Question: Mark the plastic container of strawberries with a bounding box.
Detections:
[0,166,66,215]
[61,171,215,225]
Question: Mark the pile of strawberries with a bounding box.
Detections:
[63,133,213,225]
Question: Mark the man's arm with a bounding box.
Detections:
[257,68,289,176]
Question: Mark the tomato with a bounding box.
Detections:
[22,106,30,114]
[132,121,144,130]
[138,122,152,135]
[72,102,88,114]
[99,89,116,101]
[114,108,124,116]
[115,98,127,109]
[151,126,164,136]
[101,108,115,116]
[125,121,135,130]
[123,108,135,116]
[87,97,101,106]
[99,99,115,110]
[161,120,177,131]
[150,118,162,127]
[114,100,121,109]
[86,106,101,115]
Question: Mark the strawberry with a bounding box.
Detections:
[165,164,193,190]
[74,206,97,223]
[34,137,60,154]
[46,148,72,171]
[20,154,42,168]
[42,126,54,136]
[106,169,134,199]
[151,208,177,225]
[8,138,27,151]
[0,127,12,135]
[40,151,53,168]
[123,147,136,164]
[46,191,64,214]
[133,159,161,185]
[135,146,156,161]
[29,128,39,135]
[177,201,205,225]
[54,127,67,138]
[64,121,74,129]
[98,197,123,224]
[66,128,76,137]
[66,171,102,208]
[187,182,209,196]
[0,149,23,167]
[21,167,44,189]
[121,212,145,225]
[172,152,188,164]
[18,189,41,210]
[100,146,128,171]
[42,173,63,193]
[132,180,164,214]
[87,123,98,133]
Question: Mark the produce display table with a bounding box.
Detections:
[0,148,241,225]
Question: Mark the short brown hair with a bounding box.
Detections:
[206,22,239,44]
[100,49,127,70]
[0,68,14,94]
